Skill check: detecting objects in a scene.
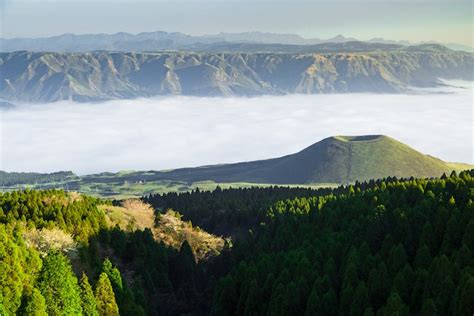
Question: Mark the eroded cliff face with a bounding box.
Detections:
[1,50,472,102]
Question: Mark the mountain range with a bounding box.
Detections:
[1,31,472,52]
[1,45,472,102]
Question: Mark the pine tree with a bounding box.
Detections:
[368,263,389,310]
[418,223,435,255]
[342,262,359,290]
[305,287,320,316]
[95,272,119,316]
[392,264,414,304]
[260,273,275,312]
[80,273,99,316]
[411,269,428,312]
[284,281,303,315]
[420,298,437,316]
[243,279,260,316]
[211,276,237,316]
[350,282,369,316]
[462,219,474,250]
[457,277,474,316]
[267,283,286,316]
[414,245,432,270]
[320,289,337,316]
[176,240,197,298]
[382,292,409,316]
[39,251,83,315]
[448,196,456,205]
[323,258,337,286]
[388,244,407,274]
[436,276,454,314]
[23,288,47,316]
[456,244,473,268]
[339,285,354,316]
[236,275,250,315]
[102,259,123,292]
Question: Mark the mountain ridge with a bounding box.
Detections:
[1,30,472,52]
[1,48,472,102]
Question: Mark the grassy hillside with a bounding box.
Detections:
[0,173,334,199]
[116,135,470,184]
[332,135,469,182]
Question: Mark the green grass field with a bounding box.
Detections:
[0,177,337,199]
[79,180,337,199]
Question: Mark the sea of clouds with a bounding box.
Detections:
[0,81,472,175]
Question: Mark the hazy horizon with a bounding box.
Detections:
[1,0,472,46]
[0,29,468,48]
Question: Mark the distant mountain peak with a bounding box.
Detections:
[326,34,357,42]
[332,34,346,40]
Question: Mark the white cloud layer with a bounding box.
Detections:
[1,82,472,175]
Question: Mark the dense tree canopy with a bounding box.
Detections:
[0,171,74,186]
[0,170,472,315]
[144,186,336,236]
[0,224,41,314]
[211,170,474,315]
[0,189,106,242]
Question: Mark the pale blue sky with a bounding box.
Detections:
[0,0,472,45]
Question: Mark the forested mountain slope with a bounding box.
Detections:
[0,170,473,315]
[0,189,225,315]
[0,170,75,186]
[1,47,472,102]
[210,170,474,315]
